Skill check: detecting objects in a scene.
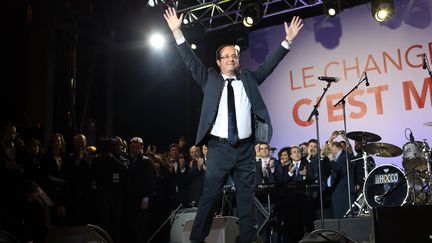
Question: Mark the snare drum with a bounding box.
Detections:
[364,164,409,208]
[402,141,429,171]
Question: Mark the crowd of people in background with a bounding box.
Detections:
[0,122,374,243]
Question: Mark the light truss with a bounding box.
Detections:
[173,0,323,32]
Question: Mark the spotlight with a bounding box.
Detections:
[147,0,166,7]
[148,0,156,7]
[323,0,341,17]
[372,0,394,22]
[149,33,165,49]
[242,2,262,28]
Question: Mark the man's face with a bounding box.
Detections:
[112,138,123,154]
[3,126,17,141]
[331,145,341,157]
[169,146,179,160]
[354,141,362,153]
[31,144,40,156]
[217,46,240,75]
[73,134,87,152]
[290,147,302,161]
[340,141,347,150]
[255,143,261,157]
[308,142,318,157]
[179,139,186,148]
[189,146,202,159]
[129,141,143,156]
[52,135,63,151]
[300,144,308,157]
[259,144,270,158]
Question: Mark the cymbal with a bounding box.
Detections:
[363,142,403,157]
[424,122,432,126]
[346,131,381,142]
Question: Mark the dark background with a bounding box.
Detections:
[3,0,370,149]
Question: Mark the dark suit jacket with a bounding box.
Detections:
[127,154,157,210]
[329,150,355,218]
[255,158,277,186]
[176,41,289,145]
[287,159,314,183]
[188,159,205,204]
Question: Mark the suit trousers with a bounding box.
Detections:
[190,136,257,243]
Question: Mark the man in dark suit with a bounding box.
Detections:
[164,7,303,243]
[328,141,355,218]
[255,143,277,186]
[127,137,156,243]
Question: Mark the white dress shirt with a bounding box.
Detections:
[288,160,301,177]
[210,75,252,139]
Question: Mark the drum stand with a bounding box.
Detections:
[425,148,432,204]
[344,152,371,217]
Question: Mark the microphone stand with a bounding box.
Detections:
[334,73,367,217]
[307,81,333,229]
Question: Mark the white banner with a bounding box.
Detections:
[242,0,432,167]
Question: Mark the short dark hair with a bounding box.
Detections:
[169,143,180,150]
[308,139,318,145]
[215,44,239,60]
[278,147,290,159]
[289,146,301,155]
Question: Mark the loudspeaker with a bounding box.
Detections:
[182,216,239,243]
[45,224,113,243]
[314,216,371,242]
[371,205,432,242]
[300,229,356,243]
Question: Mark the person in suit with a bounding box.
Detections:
[188,145,205,206]
[127,137,157,243]
[255,143,277,186]
[163,6,303,243]
[327,141,355,218]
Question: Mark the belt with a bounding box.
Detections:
[210,135,254,147]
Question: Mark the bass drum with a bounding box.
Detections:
[364,164,409,208]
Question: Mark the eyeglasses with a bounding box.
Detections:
[219,54,239,60]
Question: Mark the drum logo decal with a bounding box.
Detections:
[375,173,398,184]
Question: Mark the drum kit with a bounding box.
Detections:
[345,125,432,216]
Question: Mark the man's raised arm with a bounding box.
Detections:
[163,7,185,44]
[163,6,208,87]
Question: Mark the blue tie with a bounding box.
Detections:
[226,78,238,145]
[295,163,299,176]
